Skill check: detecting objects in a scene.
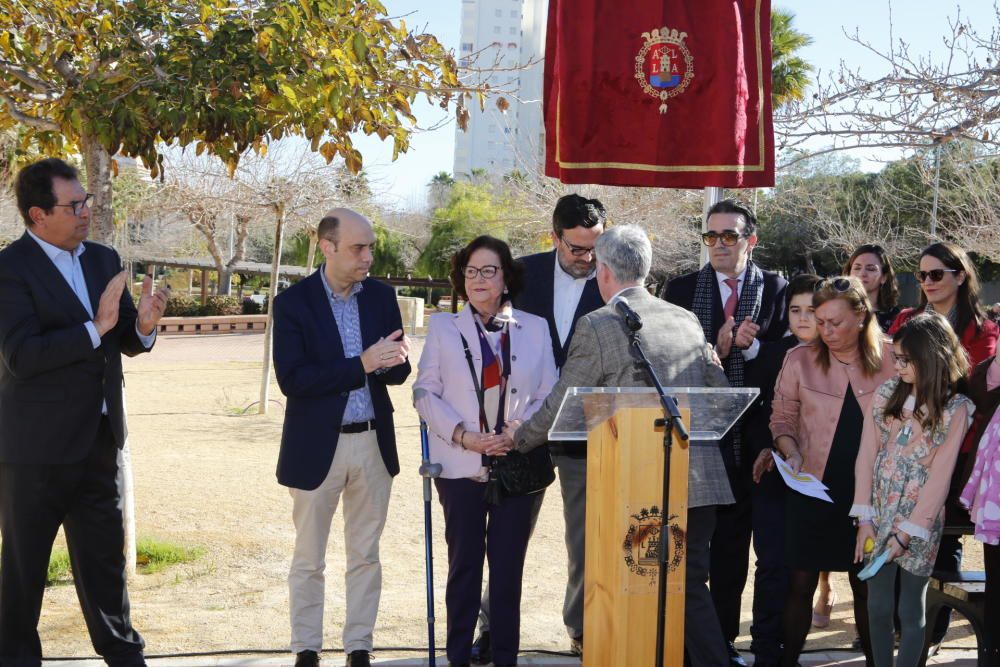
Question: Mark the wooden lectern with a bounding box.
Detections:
[548,387,757,667]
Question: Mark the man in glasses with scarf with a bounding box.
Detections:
[663,199,788,667]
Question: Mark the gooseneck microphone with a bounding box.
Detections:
[614,296,643,332]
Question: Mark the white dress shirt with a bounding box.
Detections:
[552,257,594,347]
[715,267,760,361]
[27,230,155,412]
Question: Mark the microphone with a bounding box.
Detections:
[614,296,643,332]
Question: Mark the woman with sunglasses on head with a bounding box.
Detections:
[852,313,973,667]
[413,235,558,667]
[768,277,896,667]
[845,245,901,333]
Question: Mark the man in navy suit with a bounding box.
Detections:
[471,194,604,663]
[273,209,411,667]
[0,158,170,667]
[663,199,788,667]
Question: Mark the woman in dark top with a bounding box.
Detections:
[765,277,896,667]
[844,244,900,333]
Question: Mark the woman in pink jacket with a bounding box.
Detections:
[413,235,557,667]
[767,277,896,667]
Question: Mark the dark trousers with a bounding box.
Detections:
[926,534,962,642]
[0,418,144,667]
[436,478,536,665]
[749,469,787,662]
[985,543,1000,667]
[688,506,732,667]
[710,468,753,643]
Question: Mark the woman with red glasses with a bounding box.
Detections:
[887,241,998,650]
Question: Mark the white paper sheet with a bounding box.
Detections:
[771,450,833,502]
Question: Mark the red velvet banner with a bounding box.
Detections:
[543,0,774,189]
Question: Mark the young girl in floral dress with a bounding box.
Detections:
[851,312,974,667]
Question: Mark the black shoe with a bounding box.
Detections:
[570,635,583,658]
[727,642,748,667]
[449,663,471,667]
[295,651,319,667]
[471,630,492,664]
[345,650,371,667]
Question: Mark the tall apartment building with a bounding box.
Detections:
[453,0,547,178]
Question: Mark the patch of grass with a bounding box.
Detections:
[37,538,203,586]
[135,538,204,574]
[47,548,72,586]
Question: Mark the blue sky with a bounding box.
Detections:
[352,1,994,210]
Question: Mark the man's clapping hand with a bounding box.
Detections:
[360,329,410,373]
[94,271,128,337]
[137,276,171,336]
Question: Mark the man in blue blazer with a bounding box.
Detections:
[273,209,411,667]
[471,194,605,663]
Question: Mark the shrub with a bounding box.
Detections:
[165,294,201,317]
[242,298,262,315]
[202,296,242,316]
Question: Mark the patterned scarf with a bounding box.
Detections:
[468,304,512,435]
[691,261,764,388]
[691,261,764,467]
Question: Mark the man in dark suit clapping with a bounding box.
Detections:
[663,199,788,667]
[0,158,170,667]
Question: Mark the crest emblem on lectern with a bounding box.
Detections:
[634,26,695,114]
[623,506,684,584]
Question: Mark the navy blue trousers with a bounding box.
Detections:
[436,478,536,665]
[749,469,787,663]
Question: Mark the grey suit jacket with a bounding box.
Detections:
[515,286,735,507]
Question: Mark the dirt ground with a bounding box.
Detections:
[37,333,980,660]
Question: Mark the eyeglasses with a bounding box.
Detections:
[701,230,745,247]
[463,265,500,280]
[559,236,595,257]
[815,277,852,293]
[915,269,959,283]
[52,193,93,216]
[891,352,911,368]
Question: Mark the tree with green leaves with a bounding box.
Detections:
[771,8,814,108]
[0,0,461,242]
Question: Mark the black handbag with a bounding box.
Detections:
[459,327,555,502]
[491,444,555,498]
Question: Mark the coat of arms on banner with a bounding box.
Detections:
[634,27,695,114]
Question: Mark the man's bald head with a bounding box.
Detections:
[318,207,372,244]
[319,207,377,291]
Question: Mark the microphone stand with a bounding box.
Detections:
[627,328,689,667]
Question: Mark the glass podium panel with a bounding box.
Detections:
[547,386,759,442]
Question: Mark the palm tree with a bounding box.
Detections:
[771,8,814,108]
[428,171,455,211]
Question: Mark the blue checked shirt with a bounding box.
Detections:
[320,267,375,424]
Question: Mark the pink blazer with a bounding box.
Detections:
[770,341,896,478]
[414,307,558,479]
